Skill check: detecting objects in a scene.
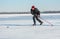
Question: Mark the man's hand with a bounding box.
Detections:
[38,15,40,17]
[35,14,40,18]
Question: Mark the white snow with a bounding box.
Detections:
[0,13,60,39]
[0,26,60,39]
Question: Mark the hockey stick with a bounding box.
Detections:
[40,17,53,26]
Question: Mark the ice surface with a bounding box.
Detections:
[0,13,60,39]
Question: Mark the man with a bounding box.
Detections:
[31,5,43,26]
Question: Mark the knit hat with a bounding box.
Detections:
[32,5,35,8]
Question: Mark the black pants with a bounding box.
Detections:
[33,15,42,24]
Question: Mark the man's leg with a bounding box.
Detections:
[35,16,43,25]
[33,16,36,25]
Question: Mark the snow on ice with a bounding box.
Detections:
[0,13,60,39]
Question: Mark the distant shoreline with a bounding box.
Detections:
[0,11,60,14]
[42,11,60,13]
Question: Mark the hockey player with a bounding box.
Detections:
[31,5,43,26]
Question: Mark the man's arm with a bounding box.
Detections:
[30,9,33,15]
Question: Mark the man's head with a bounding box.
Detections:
[31,5,35,10]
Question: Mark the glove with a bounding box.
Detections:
[35,14,40,18]
[38,15,40,18]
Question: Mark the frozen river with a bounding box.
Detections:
[0,13,60,39]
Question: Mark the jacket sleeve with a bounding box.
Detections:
[30,9,33,15]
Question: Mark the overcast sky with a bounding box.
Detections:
[0,0,60,12]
